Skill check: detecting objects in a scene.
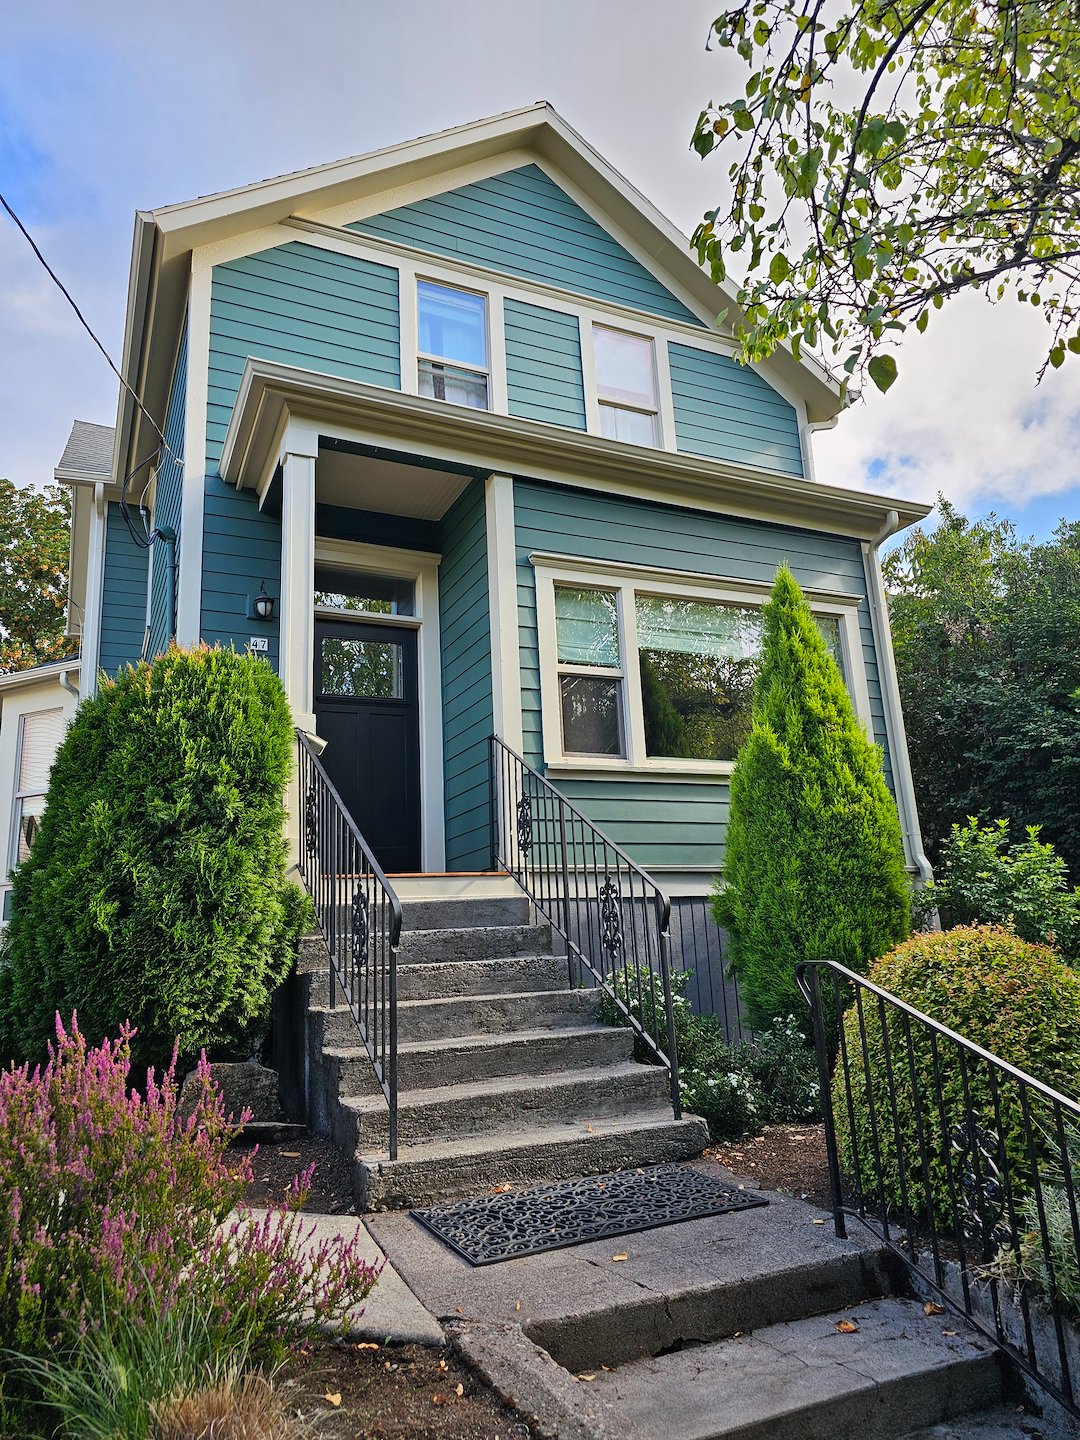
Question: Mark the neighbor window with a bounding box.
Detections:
[12,708,65,866]
[417,280,489,409]
[554,586,626,757]
[593,326,659,445]
[539,568,859,768]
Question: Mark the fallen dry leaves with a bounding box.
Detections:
[835,1319,859,1333]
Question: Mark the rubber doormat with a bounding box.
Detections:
[412,1163,768,1265]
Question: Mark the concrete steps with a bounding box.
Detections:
[370,1169,1011,1440]
[568,1297,1000,1440]
[298,887,707,1209]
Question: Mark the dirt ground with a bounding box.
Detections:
[710,1122,832,1209]
[279,1341,536,1440]
[241,1131,357,1213]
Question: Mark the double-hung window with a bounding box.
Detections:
[417,280,489,409]
[593,325,660,446]
[554,586,626,757]
[539,565,863,768]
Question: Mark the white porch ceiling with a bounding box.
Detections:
[316,448,471,519]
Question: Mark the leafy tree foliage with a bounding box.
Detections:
[691,0,1080,390]
[0,479,75,672]
[884,501,1080,873]
[0,645,311,1066]
[712,565,910,1032]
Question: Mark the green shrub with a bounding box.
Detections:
[836,925,1080,1227]
[599,965,820,1139]
[914,817,1080,959]
[713,566,911,1036]
[0,645,312,1064]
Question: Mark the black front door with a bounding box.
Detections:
[313,617,421,873]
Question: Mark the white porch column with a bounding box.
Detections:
[279,433,318,735]
[485,473,523,753]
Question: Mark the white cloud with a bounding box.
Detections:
[810,281,1080,512]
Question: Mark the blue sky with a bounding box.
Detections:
[1,1,1078,542]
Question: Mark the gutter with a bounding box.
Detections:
[861,510,934,884]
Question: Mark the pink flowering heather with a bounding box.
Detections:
[0,1015,380,1431]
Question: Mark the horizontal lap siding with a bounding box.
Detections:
[148,316,187,658]
[668,343,804,476]
[439,481,493,870]
[514,479,892,872]
[504,299,586,430]
[352,164,703,326]
[99,503,149,677]
[202,243,400,659]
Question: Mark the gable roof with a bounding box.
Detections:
[54,420,116,483]
[115,104,842,484]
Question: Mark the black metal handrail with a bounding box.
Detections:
[490,736,682,1118]
[296,730,402,1160]
[800,957,1080,1419]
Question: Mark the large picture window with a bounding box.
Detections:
[537,563,865,771]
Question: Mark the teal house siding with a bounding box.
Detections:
[514,478,890,872]
[99,503,149,677]
[202,242,400,659]
[352,165,703,326]
[147,315,188,658]
[668,342,804,476]
[504,299,586,430]
[439,480,493,870]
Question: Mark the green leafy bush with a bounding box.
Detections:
[914,817,1080,959]
[836,926,1080,1227]
[0,1016,379,1435]
[713,566,911,1036]
[599,965,820,1139]
[0,645,312,1064]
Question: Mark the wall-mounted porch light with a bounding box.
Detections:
[251,582,276,621]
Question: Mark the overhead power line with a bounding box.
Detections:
[0,189,182,472]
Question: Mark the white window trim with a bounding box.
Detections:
[533,555,872,778]
[313,538,445,871]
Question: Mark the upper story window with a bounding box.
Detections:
[593,325,659,446]
[417,280,489,410]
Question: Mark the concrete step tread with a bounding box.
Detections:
[342,1060,669,1115]
[575,1295,1000,1440]
[396,986,580,1011]
[898,1407,1048,1440]
[359,1111,704,1166]
[323,1023,628,1062]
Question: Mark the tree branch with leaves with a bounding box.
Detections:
[691,0,1080,390]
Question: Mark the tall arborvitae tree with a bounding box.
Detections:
[712,566,910,1032]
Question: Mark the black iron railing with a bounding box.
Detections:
[800,958,1080,1419]
[296,731,402,1159]
[490,736,682,1118]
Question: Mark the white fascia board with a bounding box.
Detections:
[220,358,931,541]
[0,660,81,695]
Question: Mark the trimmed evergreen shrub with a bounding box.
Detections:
[712,565,911,1034]
[0,645,311,1064]
[836,925,1080,1226]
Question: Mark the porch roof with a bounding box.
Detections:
[221,357,932,543]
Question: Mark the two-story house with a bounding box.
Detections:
[4,105,931,1199]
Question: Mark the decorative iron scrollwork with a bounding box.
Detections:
[351,890,370,967]
[599,874,623,966]
[516,792,533,855]
[951,1121,1010,1252]
[304,782,319,856]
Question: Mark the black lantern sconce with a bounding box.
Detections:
[250,582,276,621]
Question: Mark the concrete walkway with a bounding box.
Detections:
[243,1207,445,1347]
